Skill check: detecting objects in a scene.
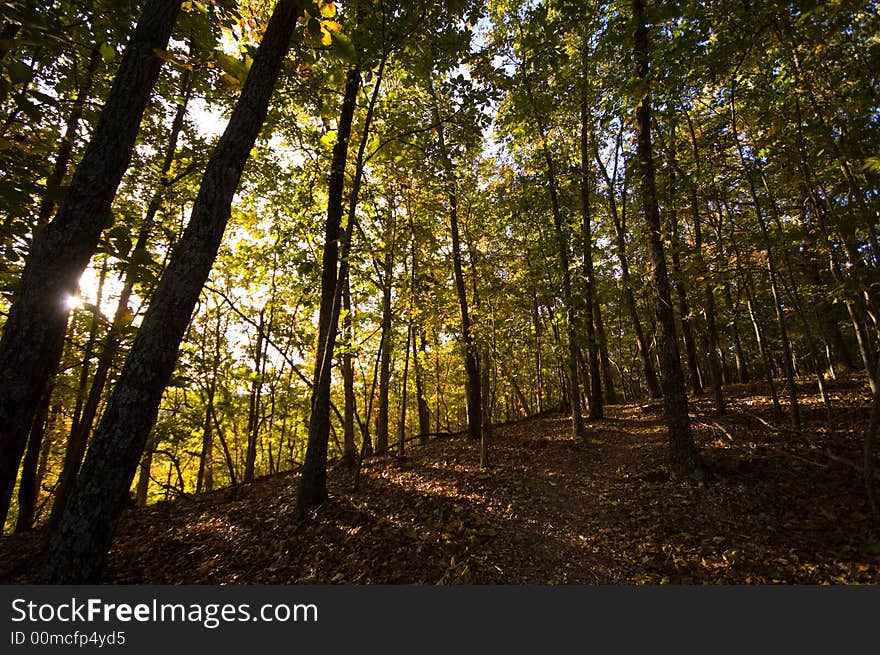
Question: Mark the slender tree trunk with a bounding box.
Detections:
[427,79,484,449]
[597,150,662,398]
[298,39,387,514]
[593,301,617,404]
[342,273,357,467]
[519,63,586,439]
[397,322,412,458]
[0,0,182,527]
[731,86,801,429]
[37,48,102,227]
[415,330,431,444]
[134,438,156,506]
[40,0,302,583]
[664,142,703,395]
[632,0,704,479]
[244,311,265,482]
[376,244,394,456]
[529,265,545,413]
[14,385,53,531]
[683,114,724,412]
[579,37,603,420]
[48,260,108,529]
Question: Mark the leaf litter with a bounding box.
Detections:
[1,378,878,584]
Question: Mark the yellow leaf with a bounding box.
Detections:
[320,1,336,18]
[322,19,342,33]
[321,28,332,47]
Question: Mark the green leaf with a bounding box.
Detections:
[330,31,355,61]
[99,42,116,63]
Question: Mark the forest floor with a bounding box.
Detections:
[2,378,879,584]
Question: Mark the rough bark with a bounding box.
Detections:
[0,0,182,528]
[296,62,362,512]
[40,0,301,583]
[14,385,53,531]
[632,0,704,479]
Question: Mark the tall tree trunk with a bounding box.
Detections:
[0,0,182,527]
[596,148,662,399]
[49,58,195,528]
[14,385,53,531]
[427,79,484,451]
[397,322,412,458]
[376,243,394,455]
[341,272,357,467]
[415,330,431,443]
[244,311,266,482]
[40,0,302,583]
[684,112,724,412]
[593,301,617,404]
[298,39,387,514]
[664,141,703,395]
[730,85,801,430]
[519,61,586,440]
[632,0,704,479]
[48,260,108,529]
[579,37,603,420]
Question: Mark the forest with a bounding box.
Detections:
[0,0,878,585]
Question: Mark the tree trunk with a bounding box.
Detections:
[427,79,484,449]
[378,264,395,450]
[342,272,357,467]
[632,0,704,479]
[730,86,801,429]
[519,64,586,440]
[298,42,387,515]
[415,330,431,444]
[48,260,109,529]
[664,141,703,395]
[244,310,265,482]
[40,0,301,584]
[596,147,662,399]
[579,38,603,420]
[397,322,412,458]
[14,385,53,531]
[684,112,724,412]
[593,301,617,404]
[0,0,182,527]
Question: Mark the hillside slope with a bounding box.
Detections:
[2,381,878,584]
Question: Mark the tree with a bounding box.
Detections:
[632,0,704,480]
[0,0,183,528]
[41,0,304,583]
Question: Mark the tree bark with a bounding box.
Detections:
[596,146,662,399]
[14,385,53,531]
[40,0,302,583]
[375,239,394,455]
[341,273,357,467]
[0,0,182,528]
[579,37,603,420]
[632,0,704,479]
[519,62,586,439]
[427,79,484,448]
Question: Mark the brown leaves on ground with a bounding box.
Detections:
[1,377,879,584]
